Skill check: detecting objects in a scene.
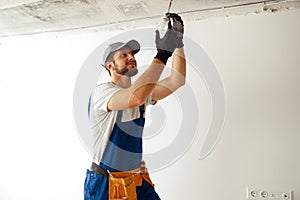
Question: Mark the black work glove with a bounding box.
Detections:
[154,16,178,65]
[167,13,184,48]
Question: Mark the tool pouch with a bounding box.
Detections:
[109,173,137,200]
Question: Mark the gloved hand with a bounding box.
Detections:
[154,13,184,64]
[167,13,184,48]
[154,16,178,65]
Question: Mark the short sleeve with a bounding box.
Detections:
[93,82,121,112]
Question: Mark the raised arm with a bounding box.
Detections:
[152,47,186,101]
[107,59,165,111]
[152,13,186,101]
[107,22,179,111]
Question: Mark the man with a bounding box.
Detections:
[84,13,185,200]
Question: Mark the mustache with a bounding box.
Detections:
[126,61,137,66]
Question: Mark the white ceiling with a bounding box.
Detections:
[0,0,299,37]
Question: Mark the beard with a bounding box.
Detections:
[115,63,138,77]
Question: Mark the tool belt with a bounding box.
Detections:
[109,172,137,200]
[90,162,154,200]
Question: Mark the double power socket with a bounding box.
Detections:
[246,187,293,200]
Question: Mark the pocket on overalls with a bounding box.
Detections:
[84,170,105,198]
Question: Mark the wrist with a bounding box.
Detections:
[176,39,184,48]
[153,58,165,65]
[155,49,172,65]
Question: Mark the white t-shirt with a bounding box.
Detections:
[89,82,154,165]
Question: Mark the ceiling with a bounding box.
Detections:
[0,0,299,37]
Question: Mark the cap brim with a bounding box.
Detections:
[123,40,140,54]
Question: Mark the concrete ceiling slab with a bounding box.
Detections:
[0,0,299,37]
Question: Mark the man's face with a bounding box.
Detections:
[111,46,138,77]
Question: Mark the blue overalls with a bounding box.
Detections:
[84,105,161,200]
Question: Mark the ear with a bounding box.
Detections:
[106,62,114,71]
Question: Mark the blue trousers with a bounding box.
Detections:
[84,169,161,200]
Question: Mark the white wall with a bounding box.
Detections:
[0,8,299,200]
[157,8,300,200]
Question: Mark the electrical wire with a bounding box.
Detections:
[167,0,174,13]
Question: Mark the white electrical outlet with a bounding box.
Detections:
[246,187,293,200]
